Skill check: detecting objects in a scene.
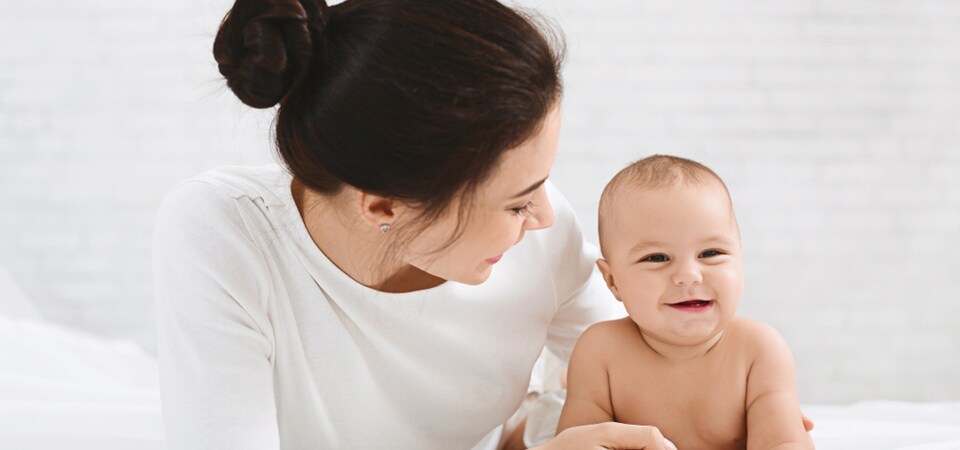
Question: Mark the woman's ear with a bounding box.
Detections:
[596,258,622,301]
[358,191,408,232]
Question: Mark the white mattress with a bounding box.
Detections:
[0,315,958,449]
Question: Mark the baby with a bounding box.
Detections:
[557,155,813,449]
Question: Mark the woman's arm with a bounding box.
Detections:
[744,322,815,450]
[154,181,280,449]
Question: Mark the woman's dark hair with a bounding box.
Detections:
[213,0,564,243]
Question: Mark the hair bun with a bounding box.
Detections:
[213,0,318,108]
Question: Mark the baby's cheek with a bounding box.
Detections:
[720,264,745,288]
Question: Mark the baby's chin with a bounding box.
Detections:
[637,323,727,350]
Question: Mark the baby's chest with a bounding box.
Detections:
[608,363,749,450]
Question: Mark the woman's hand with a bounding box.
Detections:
[533,422,677,450]
[529,416,809,450]
[533,414,809,449]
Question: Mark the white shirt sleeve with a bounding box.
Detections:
[541,183,626,364]
[153,181,281,450]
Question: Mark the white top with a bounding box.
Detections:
[153,165,622,450]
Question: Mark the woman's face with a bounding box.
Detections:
[402,106,562,285]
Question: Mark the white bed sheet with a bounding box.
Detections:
[805,401,960,450]
[1,315,958,449]
[0,316,164,450]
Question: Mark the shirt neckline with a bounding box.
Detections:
[269,166,456,300]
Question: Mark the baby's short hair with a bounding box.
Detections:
[598,154,733,256]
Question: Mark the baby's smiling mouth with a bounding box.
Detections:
[667,299,714,312]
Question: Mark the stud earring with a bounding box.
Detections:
[379,223,391,233]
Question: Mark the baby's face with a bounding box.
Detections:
[599,182,744,347]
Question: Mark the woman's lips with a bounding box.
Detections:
[486,254,503,264]
[667,299,714,312]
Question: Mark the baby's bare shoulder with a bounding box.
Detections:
[582,316,637,338]
[578,317,640,350]
[727,316,792,359]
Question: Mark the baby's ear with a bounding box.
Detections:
[595,258,622,301]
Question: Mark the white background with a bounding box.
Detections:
[1,0,957,404]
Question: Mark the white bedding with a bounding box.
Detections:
[0,316,163,450]
[804,402,960,450]
[0,314,958,449]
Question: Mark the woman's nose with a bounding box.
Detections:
[524,197,554,231]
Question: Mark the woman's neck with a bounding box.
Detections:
[291,179,445,293]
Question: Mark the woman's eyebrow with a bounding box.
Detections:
[509,177,548,200]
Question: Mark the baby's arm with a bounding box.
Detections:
[556,323,616,432]
[744,322,815,450]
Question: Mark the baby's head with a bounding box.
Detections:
[597,155,744,348]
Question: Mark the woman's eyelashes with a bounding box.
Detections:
[510,201,536,216]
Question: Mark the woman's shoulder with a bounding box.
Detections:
[154,164,293,247]
[162,164,289,206]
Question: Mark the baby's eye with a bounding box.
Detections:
[640,254,669,263]
[700,249,724,258]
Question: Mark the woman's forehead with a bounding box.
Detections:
[481,106,562,200]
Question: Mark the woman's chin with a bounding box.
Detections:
[472,268,496,285]
[452,264,495,286]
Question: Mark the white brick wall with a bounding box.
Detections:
[1,0,958,403]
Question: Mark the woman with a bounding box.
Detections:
[155,0,692,448]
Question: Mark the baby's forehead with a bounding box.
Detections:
[598,180,739,250]
[597,155,737,254]
[604,177,732,212]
